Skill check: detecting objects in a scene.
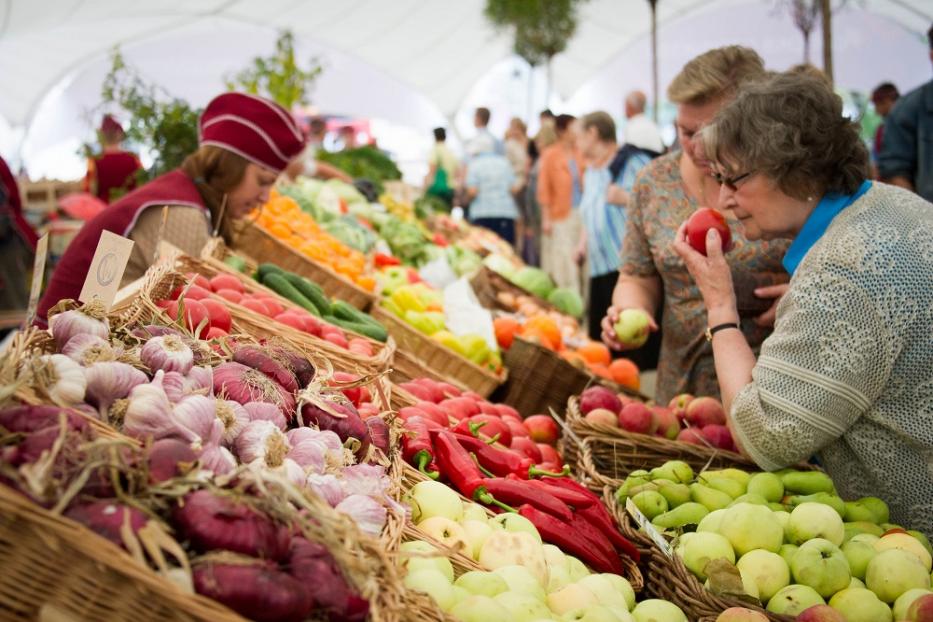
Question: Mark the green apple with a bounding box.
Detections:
[561,605,632,622]
[766,584,825,616]
[601,573,636,611]
[681,532,736,581]
[787,502,845,546]
[494,565,547,601]
[455,570,509,597]
[418,516,471,555]
[547,583,596,615]
[544,544,570,574]
[567,556,591,581]
[450,595,511,621]
[494,591,552,622]
[719,503,784,555]
[790,538,851,598]
[850,533,880,546]
[848,577,866,589]
[480,530,549,587]
[779,544,799,568]
[649,461,694,484]
[875,533,933,572]
[462,519,493,560]
[828,587,893,622]
[400,540,454,581]
[632,490,669,520]
[490,513,543,543]
[613,308,651,348]
[746,472,784,503]
[739,568,761,600]
[409,480,463,523]
[865,548,932,603]
[697,509,727,533]
[404,568,455,610]
[842,538,877,580]
[631,599,687,622]
[547,566,573,593]
[449,586,471,610]
[894,588,933,620]
[577,574,630,611]
[462,502,490,523]
[736,549,791,602]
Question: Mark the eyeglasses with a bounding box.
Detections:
[713,170,753,191]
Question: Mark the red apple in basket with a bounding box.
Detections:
[684,396,726,426]
[676,427,705,445]
[701,424,734,451]
[653,406,680,440]
[617,403,656,435]
[685,207,732,256]
[524,415,559,445]
[584,408,618,428]
[580,386,622,415]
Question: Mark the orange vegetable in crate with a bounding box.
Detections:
[520,316,562,350]
[609,358,640,391]
[494,316,520,349]
[577,342,611,367]
[589,364,613,381]
[521,328,558,351]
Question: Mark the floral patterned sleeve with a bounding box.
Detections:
[620,168,657,278]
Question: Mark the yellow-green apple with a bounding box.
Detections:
[449,595,511,621]
[849,577,866,589]
[875,533,933,571]
[493,591,552,622]
[746,472,784,503]
[736,549,791,601]
[827,588,893,622]
[795,604,846,621]
[618,402,657,434]
[681,532,736,580]
[543,545,572,591]
[409,479,463,522]
[567,556,590,581]
[650,460,694,484]
[909,531,933,558]
[585,408,619,428]
[524,415,559,444]
[766,584,825,615]
[450,586,471,610]
[579,387,621,415]
[684,396,726,426]
[631,599,688,622]
[480,530,548,585]
[704,468,753,486]
[543,543,569,573]
[455,570,509,597]
[787,502,845,546]
[548,566,572,593]
[613,308,651,348]
[906,593,933,621]
[462,502,489,523]
[404,568,455,610]
[547,583,595,615]
[400,540,455,581]
[697,509,727,533]
[893,588,933,621]
[561,605,633,622]
[652,406,680,439]
[790,538,851,598]
[866,548,932,603]
[576,574,630,611]
[715,607,769,621]
[462,519,494,560]
[719,503,784,555]
[494,565,546,601]
[418,516,470,554]
[632,490,669,520]
[489,513,543,542]
[842,538,877,580]
[779,544,799,568]
[602,573,636,611]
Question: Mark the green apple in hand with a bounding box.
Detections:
[613,309,651,348]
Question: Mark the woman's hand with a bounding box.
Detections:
[672,222,739,325]
[753,283,790,328]
[601,305,658,351]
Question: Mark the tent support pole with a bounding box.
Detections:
[649,0,659,122]
[821,0,834,85]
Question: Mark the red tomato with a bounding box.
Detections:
[322,330,348,349]
[185,273,211,291]
[241,298,272,317]
[165,298,211,338]
[685,208,732,256]
[510,436,542,462]
[205,326,228,339]
[536,443,563,467]
[199,298,232,333]
[257,297,284,316]
[209,274,244,294]
[171,284,212,301]
[348,338,373,357]
[275,312,308,333]
[214,288,244,304]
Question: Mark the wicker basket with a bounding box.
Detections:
[601,487,795,622]
[371,306,504,398]
[499,336,592,417]
[231,219,376,311]
[469,265,560,314]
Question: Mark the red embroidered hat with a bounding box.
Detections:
[100,114,124,136]
[199,93,305,173]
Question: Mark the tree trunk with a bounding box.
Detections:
[649,0,659,122]
[821,0,834,84]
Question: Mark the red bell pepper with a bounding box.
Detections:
[518,505,622,574]
[480,478,573,522]
[401,417,439,479]
[374,253,400,268]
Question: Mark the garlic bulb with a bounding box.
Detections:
[306,473,345,507]
[215,400,249,446]
[161,371,188,403]
[84,361,148,415]
[124,371,195,442]
[199,444,236,475]
[174,395,223,446]
[62,334,114,366]
[277,458,306,486]
[49,306,109,349]
[287,437,327,473]
[35,354,87,406]
[242,401,287,431]
[186,366,213,395]
[235,420,289,468]
[140,335,194,375]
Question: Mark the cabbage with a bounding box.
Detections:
[548,288,584,317]
[511,267,555,300]
[483,253,518,280]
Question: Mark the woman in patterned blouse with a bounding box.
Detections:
[601,46,790,403]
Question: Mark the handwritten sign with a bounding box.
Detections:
[24,233,49,326]
[625,497,674,557]
[79,230,135,310]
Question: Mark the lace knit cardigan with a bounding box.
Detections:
[730,183,933,536]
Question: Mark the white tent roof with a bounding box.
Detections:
[1,0,931,177]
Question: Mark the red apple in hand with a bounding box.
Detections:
[524,415,559,445]
[685,207,732,256]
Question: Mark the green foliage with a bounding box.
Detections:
[317,146,401,193]
[484,0,586,66]
[100,49,200,178]
[225,31,323,110]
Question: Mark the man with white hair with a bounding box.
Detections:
[623,90,664,154]
[464,133,519,244]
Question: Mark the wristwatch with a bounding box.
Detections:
[705,322,740,342]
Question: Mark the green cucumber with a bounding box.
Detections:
[282,273,330,316]
[330,299,384,329]
[261,273,320,316]
[256,262,286,281]
[323,314,388,343]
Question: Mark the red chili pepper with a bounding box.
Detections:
[401,418,439,479]
[481,478,573,522]
[452,432,526,477]
[432,232,449,247]
[505,475,595,509]
[429,431,514,512]
[374,253,400,268]
[567,511,625,574]
[517,505,621,574]
[541,478,641,561]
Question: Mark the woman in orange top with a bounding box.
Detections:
[537,114,583,296]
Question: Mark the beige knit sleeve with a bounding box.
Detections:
[729,265,897,470]
[122,205,211,285]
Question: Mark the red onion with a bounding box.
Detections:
[213,362,296,421]
[147,439,198,483]
[299,399,370,461]
[173,490,290,561]
[268,345,315,387]
[0,405,87,434]
[365,416,390,458]
[232,345,299,394]
[64,500,148,548]
[193,560,312,622]
[288,537,368,622]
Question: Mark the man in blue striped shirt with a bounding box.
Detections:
[575,111,652,340]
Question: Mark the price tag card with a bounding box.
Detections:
[79,230,135,310]
[25,233,49,326]
[625,497,674,557]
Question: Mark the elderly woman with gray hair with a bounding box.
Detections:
[674,71,933,535]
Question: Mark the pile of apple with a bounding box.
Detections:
[157,273,374,355]
[400,478,688,622]
[616,461,933,621]
[579,386,736,451]
[398,377,562,468]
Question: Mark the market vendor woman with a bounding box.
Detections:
[674,71,933,536]
[36,92,304,325]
